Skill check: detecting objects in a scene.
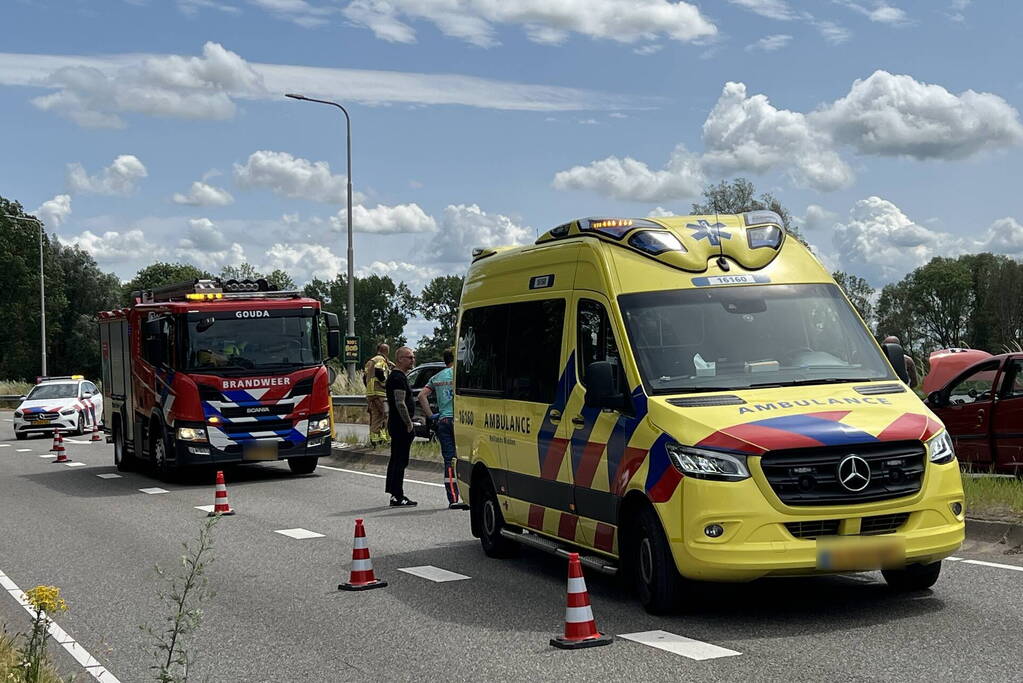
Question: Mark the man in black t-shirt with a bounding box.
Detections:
[385,346,418,507]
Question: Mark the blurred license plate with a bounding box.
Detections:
[32,420,49,425]
[817,536,905,571]
[243,442,278,461]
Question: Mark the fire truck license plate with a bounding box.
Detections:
[816,536,905,571]
[243,442,279,461]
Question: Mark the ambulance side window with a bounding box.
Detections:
[505,299,565,404]
[577,299,623,394]
[456,305,508,396]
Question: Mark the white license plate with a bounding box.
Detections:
[817,536,905,571]
[243,442,279,461]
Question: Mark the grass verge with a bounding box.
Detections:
[962,473,1023,521]
[0,626,64,683]
[0,381,31,396]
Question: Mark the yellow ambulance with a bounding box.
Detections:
[454,212,965,613]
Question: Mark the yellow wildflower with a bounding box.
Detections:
[24,586,68,615]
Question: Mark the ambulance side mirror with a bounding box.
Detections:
[883,343,910,384]
[584,361,627,411]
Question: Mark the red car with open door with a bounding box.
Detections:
[925,353,1023,475]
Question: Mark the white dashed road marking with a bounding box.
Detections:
[195,505,216,513]
[0,444,10,447]
[139,487,169,495]
[65,462,87,467]
[274,528,325,539]
[0,568,121,682]
[619,630,742,660]
[398,566,470,582]
[96,473,122,479]
[317,464,444,488]
[18,448,32,452]
[960,559,1023,572]
[946,556,962,561]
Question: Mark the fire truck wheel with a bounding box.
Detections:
[152,427,178,481]
[114,422,133,472]
[630,505,684,615]
[288,456,318,475]
[473,474,517,558]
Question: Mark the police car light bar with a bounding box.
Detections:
[36,375,84,383]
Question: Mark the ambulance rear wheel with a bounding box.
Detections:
[882,562,942,592]
[474,476,517,558]
[630,505,683,615]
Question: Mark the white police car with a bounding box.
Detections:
[13,376,103,440]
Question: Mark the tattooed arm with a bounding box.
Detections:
[394,390,414,432]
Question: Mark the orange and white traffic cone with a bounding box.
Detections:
[338,518,387,591]
[207,470,236,516]
[550,552,612,649]
[51,428,70,464]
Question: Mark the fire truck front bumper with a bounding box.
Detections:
[174,433,332,465]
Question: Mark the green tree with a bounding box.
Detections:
[908,257,974,350]
[875,279,922,358]
[415,275,464,361]
[303,274,414,354]
[220,263,296,291]
[832,271,875,327]
[691,177,806,243]
[123,262,213,303]
[265,269,296,291]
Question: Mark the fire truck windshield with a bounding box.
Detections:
[185,313,321,372]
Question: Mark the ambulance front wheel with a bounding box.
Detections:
[629,505,684,615]
[473,475,517,558]
[882,562,942,592]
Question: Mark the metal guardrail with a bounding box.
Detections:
[0,395,22,402]
[332,394,367,407]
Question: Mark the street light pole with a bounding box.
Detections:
[285,93,357,384]
[2,214,47,377]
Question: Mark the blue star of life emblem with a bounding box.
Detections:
[686,220,732,246]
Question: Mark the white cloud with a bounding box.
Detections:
[980,217,1023,255]
[33,194,71,227]
[838,1,909,25]
[178,0,241,15]
[812,19,852,44]
[633,44,664,56]
[356,260,442,289]
[578,118,599,125]
[552,144,705,202]
[234,150,366,204]
[249,0,334,27]
[67,155,148,196]
[801,204,838,231]
[180,217,230,250]
[67,229,163,264]
[30,42,265,128]
[261,243,345,282]
[0,44,654,122]
[342,0,717,48]
[728,0,797,21]
[702,82,854,192]
[812,70,1023,160]
[745,34,792,52]
[647,206,676,217]
[343,203,437,234]
[425,204,532,263]
[172,181,235,206]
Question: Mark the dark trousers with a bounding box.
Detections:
[435,417,460,504]
[385,423,414,500]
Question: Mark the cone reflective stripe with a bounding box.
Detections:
[88,401,102,442]
[339,518,387,591]
[550,552,612,649]
[208,470,236,516]
[51,428,70,463]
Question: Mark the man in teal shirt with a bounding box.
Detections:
[418,349,467,509]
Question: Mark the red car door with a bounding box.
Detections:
[934,359,1001,467]
[993,357,1023,475]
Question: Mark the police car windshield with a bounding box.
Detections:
[619,283,894,395]
[185,313,321,372]
[27,383,78,400]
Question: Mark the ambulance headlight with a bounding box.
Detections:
[665,442,750,481]
[61,409,76,416]
[177,426,208,442]
[308,417,331,434]
[927,431,955,465]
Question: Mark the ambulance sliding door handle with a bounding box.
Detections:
[549,409,562,424]
[571,416,586,427]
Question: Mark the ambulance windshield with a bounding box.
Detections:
[619,284,894,394]
[185,311,321,372]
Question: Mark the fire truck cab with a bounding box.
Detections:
[98,278,341,479]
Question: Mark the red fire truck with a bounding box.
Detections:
[98,278,341,479]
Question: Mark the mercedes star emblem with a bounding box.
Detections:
[837,454,871,492]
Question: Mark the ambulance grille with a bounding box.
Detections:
[760,441,925,506]
[859,512,910,535]
[784,519,839,539]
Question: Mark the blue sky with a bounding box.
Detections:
[2,0,1022,341]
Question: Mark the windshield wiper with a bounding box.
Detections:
[748,377,879,389]
[660,386,741,394]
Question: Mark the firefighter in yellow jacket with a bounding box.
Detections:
[364,343,393,445]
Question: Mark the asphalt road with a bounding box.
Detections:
[2,410,1022,682]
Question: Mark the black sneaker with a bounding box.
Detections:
[448,502,469,510]
[394,497,417,507]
